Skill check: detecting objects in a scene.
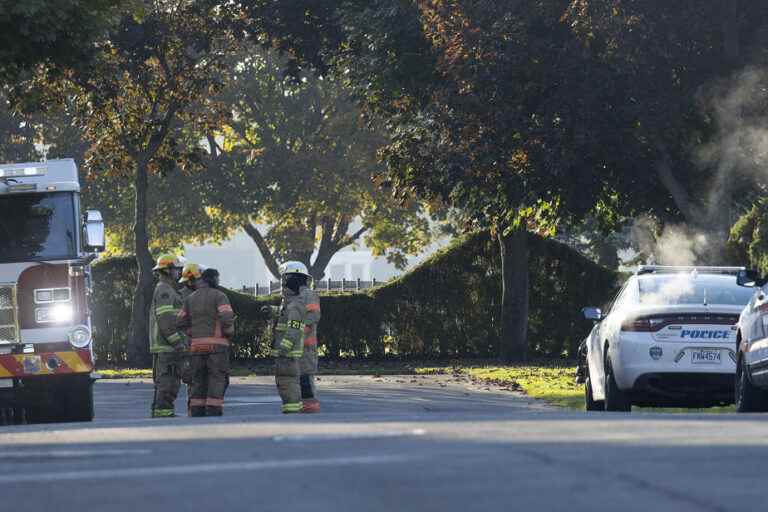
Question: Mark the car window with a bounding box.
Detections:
[602,281,629,314]
[607,279,636,313]
[638,275,753,306]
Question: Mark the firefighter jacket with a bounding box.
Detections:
[272,286,320,358]
[149,276,188,354]
[177,282,235,353]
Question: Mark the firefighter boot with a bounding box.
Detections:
[300,374,320,413]
[190,406,206,417]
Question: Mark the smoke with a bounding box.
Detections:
[627,69,768,268]
[630,216,711,267]
[639,272,695,306]
[698,68,768,216]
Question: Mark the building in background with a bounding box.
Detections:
[183,228,442,292]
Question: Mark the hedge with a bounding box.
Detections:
[90,232,617,363]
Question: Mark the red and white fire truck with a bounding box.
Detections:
[0,159,104,423]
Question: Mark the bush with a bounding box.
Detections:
[369,232,617,359]
[89,232,617,362]
[90,256,136,363]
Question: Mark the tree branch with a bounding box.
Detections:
[242,222,281,279]
[338,225,368,248]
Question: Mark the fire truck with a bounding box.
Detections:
[0,159,104,423]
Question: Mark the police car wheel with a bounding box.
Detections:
[604,357,631,412]
[735,356,768,413]
[584,375,604,411]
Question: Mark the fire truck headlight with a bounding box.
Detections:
[36,304,74,324]
[51,304,73,323]
[68,325,92,348]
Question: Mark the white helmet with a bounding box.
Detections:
[279,260,310,277]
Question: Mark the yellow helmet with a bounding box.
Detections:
[153,253,182,271]
[179,263,202,283]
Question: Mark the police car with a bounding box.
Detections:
[577,266,752,412]
[733,269,768,412]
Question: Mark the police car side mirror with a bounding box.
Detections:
[83,210,105,253]
[737,269,767,288]
[582,307,602,321]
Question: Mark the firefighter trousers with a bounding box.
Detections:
[275,356,301,413]
[189,347,229,417]
[152,352,182,417]
[299,344,318,401]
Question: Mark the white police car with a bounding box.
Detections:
[733,269,768,412]
[577,266,752,411]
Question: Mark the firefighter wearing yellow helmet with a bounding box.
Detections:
[270,261,322,413]
[149,253,189,418]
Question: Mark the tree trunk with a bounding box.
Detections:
[498,227,529,363]
[127,159,154,367]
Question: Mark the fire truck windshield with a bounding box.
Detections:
[0,192,78,262]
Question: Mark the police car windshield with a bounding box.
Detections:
[0,192,78,263]
[638,274,753,306]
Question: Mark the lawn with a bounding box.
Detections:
[417,364,583,409]
[417,364,737,413]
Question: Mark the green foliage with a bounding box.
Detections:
[729,199,768,275]
[370,232,617,359]
[0,92,37,162]
[90,256,137,363]
[202,47,433,279]
[0,0,126,84]
[90,232,616,361]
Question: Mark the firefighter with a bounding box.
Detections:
[177,266,234,417]
[271,261,321,414]
[149,254,189,418]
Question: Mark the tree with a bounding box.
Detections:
[729,197,768,274]
[0,90,37,162]
[202,49,433,280]
[34,0,242,365]
[0,0,125,85]
[564,1,768,255]
[241,1,636,361]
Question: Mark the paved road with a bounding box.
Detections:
[1,374,768,512]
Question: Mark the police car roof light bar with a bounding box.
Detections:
[636,265,745,276]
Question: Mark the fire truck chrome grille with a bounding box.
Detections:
[0,286,19,343]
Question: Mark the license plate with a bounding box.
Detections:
[0,379,11,388]
[691,349,722,364]
[21,355,42,374]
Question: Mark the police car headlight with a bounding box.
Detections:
[68,325,92,348]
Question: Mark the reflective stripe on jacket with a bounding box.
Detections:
[149,278,188,354]
[177,282,235,351]
[272,286,320,357]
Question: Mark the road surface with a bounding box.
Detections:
[1,374,767,512]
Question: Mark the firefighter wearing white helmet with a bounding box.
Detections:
[149,253,189,418]
[270,261,322,413]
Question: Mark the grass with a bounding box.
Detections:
[417,363,583,409]
[98,368,152,379]
[417,364,738,413]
